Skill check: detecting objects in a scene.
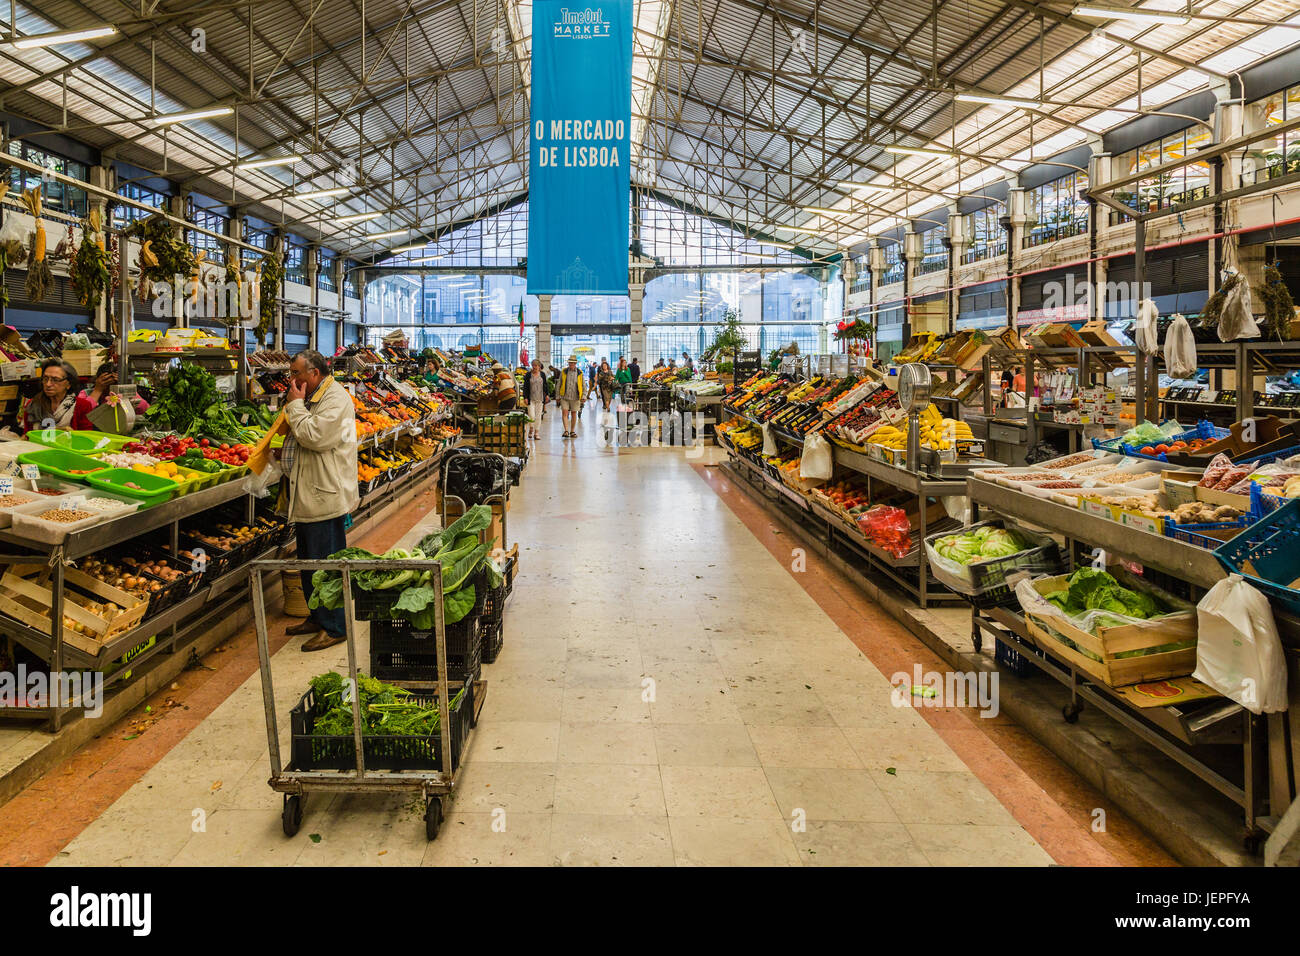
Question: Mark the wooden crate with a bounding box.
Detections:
[0,565,148,655]
[62,349,108,379]
[1022,573,1197,687]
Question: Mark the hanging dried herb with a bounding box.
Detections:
[70,207,112,311]
[123,211,194,299]
[20,188,53,302]
[1199,271,1241,333]
[1256,263,1298,341]
[257,245,284,345]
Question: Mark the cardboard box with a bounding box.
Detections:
[1195,486,1251,510]
[1119,509,1165,535]
[1077,319,1121,347]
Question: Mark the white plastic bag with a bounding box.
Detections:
[1163,313,1197,379]
[1134,298,1160,353]
[761,422,777,456]
[1193,574,1288,714]
[799,431,833,480]
[1218,268,1259,342]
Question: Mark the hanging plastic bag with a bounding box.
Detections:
[1218,267,1260,342]
[799,431,833,480]
[1192,575,1288,714]
[761,422,777,456]
[1133,298,1160,353]
[1163,313,1197,379]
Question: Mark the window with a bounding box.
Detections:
[1024,170,1090,247]
[6,142,89,218]
[1253,83,1300,184]
[343,262,358,299]
[1112,129,1212,221]
[318,248,337,292]
[962,206,1007,264]
[186,198,228,260]
[849,254,871,295]
[881,242,904,286]
[242,222,272,268]
[916,224,948,276]
[283,236,307,284]
[113,181,166,228]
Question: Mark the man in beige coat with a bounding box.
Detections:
[280,349,359,651]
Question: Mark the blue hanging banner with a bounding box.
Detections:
[527,0,632,296]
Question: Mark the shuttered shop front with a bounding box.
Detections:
[957,280,1007,329]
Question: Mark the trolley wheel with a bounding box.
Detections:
[424,797,443,841]
[282,794,303,837]
[1062,701,1083,724]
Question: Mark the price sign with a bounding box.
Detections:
[65,495,85,510]
[94,437,111,449]
[1,363,20,382]
[4,461,21,478]
[0,477,13,496]
[21,465,41,481]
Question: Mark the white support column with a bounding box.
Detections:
[306,245,319,351]
[536,294,552,367]
[629,282,646,365]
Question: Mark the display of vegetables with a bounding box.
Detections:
[1041,568,1164,623]
[308,670,466,738]
[932,526,1028,565]
[309,504,501,628]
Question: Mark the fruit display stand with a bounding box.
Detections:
[965,471,1296,850]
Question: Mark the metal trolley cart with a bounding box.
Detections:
[475,413,529,466]
[248,555,474,841]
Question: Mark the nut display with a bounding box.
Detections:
[37,508,95,523]
[0,494,36,508]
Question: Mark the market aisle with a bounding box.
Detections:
[38,401,1166,866]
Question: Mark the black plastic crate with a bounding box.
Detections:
[481,580,506,626]
[994,638,1040,677]
[480,619,503,664]
[288,682,472,773]
[369,599,484,685]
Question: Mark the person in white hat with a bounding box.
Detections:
[557,354,586,438]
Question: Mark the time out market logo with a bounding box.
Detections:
[554,7,611,38]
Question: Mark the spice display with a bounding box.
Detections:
[80,497,133,513]
[0,494,36,508]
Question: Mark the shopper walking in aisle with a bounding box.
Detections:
[525,359,547,440]
[279,349,359,652]
[615,357,632,407]
[597,359,616,411]
[629,357,641,384]
[557,355,586,438]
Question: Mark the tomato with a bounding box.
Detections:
[1140,446,1155,455]
[219,443,230,451]
[1155,443,1169,453]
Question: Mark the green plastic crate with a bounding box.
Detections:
[15,448,109,482]
[84,467,179,507]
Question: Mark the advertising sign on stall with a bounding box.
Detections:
[527,0,633,295]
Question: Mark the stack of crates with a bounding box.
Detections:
[475,414,527,459]
[368,570,486,687]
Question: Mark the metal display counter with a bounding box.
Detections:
[0,437,458,732]
[966,473,1291,849]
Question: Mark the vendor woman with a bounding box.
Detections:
[21,358,89,433]
[74,361,149,429]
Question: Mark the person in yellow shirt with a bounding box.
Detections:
[557,355,586,438]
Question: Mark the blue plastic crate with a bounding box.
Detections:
[994,638,1039,677]
[1119,420,1229,462]
[1164,518,1251,549]
[1236,443,1300,467]
[1215,496,1300,618]
[1250,481,1288,518]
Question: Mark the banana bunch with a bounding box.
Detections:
[869,424,908,449]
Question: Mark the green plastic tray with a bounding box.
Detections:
[27,429,131,454]
[84,467,179,507]
[15,448,109,483]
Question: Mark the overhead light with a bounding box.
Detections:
[335,211,382,224]
[393,242,428,253]
[1073,4,1189,25]
[414,255,445,263]
[236,154,302,171]
[12,25,118,49]
[838,182,892,194]
[149,105,233,126]
[752,240,794,249]
[803,206,855,217]
[364,229,407,240]
[771,224,824,234]
[955,92,1042,109]
[884,145,952,157]
[295,186,351,201]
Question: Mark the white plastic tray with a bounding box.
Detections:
[9,497,109,545]
[0,490,48,529]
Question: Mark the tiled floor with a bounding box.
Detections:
[35,402,1142,866]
